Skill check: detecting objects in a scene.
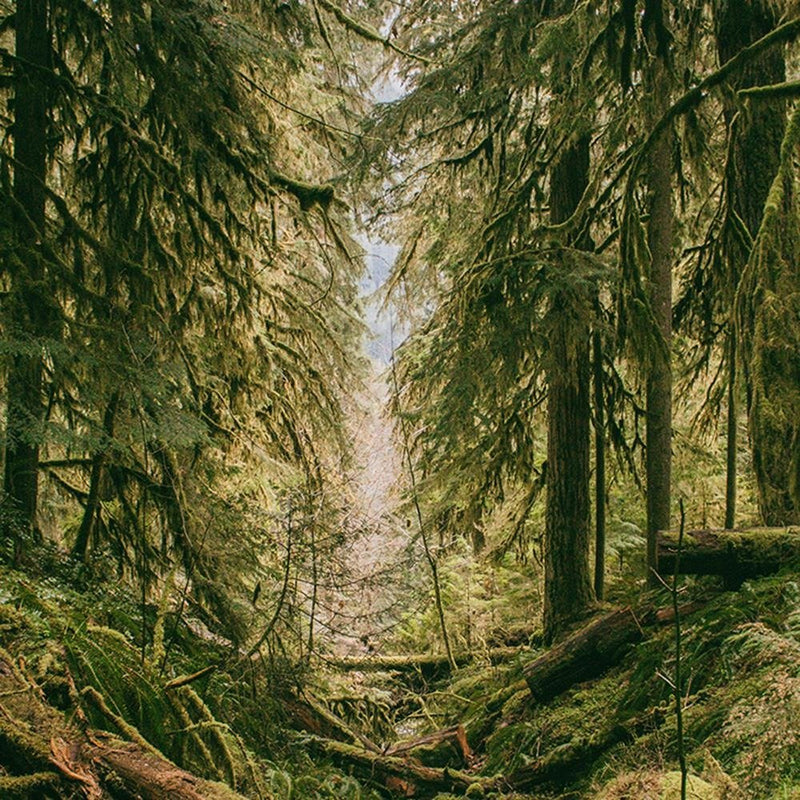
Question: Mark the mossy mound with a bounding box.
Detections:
[596,770,721,799]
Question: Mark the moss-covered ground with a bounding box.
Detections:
[2,556,800,798]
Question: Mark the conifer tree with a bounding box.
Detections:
[0,0,369,633]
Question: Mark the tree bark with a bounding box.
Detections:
[716,0,791,526]
[543,137,595,644]
[594,330,606,600]
[725,334,737,529]
[644,2,674,587]
[525,607,642,703]
[2,0,52,555]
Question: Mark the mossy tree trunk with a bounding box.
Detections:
[543,137,594,643]
[2,0,52,556]
[715,0,790,526]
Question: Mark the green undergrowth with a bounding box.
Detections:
[0,561,382,800]
[394,570,800,799]
[4,554,800,799]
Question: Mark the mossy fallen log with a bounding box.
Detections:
[0,651,250,800]
[524,607,643,703]
[657,527,800,589]
[88,733,248,800]
[384,724,473,768]
[286,693,383,753]
[325,646,523,676]
[310,737,493,797]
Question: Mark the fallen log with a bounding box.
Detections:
[309,736,494,797]
[657,527,800,589]
[524,607,643,702]
[0,651,250,800]
[87,732,247,800]
[325,646,523,676]
[286,693,382,753]
[385,724,473,767]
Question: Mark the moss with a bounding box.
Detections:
[595,770,720,799]
[0,715,52,770]
[0,772,59,798]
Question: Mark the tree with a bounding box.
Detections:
[543,136,595,640]
[367,0,618,640]
[0,0,369,641]
[643,0,675,585]
[715,0,790,526]
[2,0,53,554]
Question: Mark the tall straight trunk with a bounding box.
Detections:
[543,138,594,643]
[644,6,674,587]
[3,0,51,555]
[715,0,789,526]
[724,335,737,529]
[593,331,606,600]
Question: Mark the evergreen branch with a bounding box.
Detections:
[270,170,335,211]
[315,0,430,64]
[236,69,363,139]
[635,15,800,179]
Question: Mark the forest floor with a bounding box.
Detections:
[2,543,800,798]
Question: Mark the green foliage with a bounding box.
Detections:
[0,0,370,647]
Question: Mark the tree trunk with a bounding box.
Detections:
[657,527,800,589]
[644,3,674,587]
[593,330,606,599]
[2,0,51,556]
[72,392,121,561]
[725,334,737,529]
[543,137,594,643]
[715,0,791,526]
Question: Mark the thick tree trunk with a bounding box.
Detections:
[543,137,594,643]
[716,0,789,526]
[3,0,51,555]
[644,17,674,587]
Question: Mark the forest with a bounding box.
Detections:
[2,0,800,797]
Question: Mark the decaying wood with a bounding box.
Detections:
[88,733,245,800]
[524,607,643,702]
[658,527,800,589]
[385,723,474,766]
[286,693,382,753]
[0,652,249,800]
[326,646,522,675]
[309,736,494,797]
